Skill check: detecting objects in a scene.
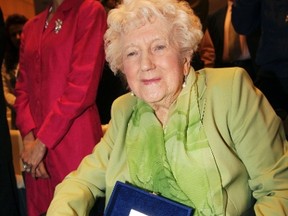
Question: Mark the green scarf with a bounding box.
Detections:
[126,69,224,215]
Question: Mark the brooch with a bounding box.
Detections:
[54,19,63,34]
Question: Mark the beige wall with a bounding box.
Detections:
[0,0,35,20]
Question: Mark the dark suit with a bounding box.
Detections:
[0,8,21,216]
[232,0,288,119]
[207,4,259,81]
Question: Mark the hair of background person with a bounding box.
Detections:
[4,14,28,72]
[5,14,28,33]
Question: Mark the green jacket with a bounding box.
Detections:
[47,67,288,216]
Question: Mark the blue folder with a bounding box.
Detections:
[104,181,194,216]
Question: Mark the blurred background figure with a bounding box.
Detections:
[1,13,28,129]
[14,0,107,215]
[200,0,258,82]
[0,7,21,216]
[232,0,288,123]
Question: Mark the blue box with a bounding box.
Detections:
[104,181,194,216]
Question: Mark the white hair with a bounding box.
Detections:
[104,0,203,74]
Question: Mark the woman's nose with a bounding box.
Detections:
[140,52,155,71]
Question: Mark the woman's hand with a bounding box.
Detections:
[21,131,36,171]
[21,132,48,178]
[35,161,50,179]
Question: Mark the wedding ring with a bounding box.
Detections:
[23,163,31,172]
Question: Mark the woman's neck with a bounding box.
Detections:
[52,0,64,11]
[154,107,169,127]
[47,0,63,22]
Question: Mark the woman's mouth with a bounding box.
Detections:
[141,78,161,85]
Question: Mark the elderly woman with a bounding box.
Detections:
[47,0,288,215]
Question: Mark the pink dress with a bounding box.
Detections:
[14,0,107,215]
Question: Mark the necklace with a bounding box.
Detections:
[44,6,53,29]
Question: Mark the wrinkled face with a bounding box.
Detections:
[122,18,190,108]
[9,24,24,48]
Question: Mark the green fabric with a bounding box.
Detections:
[126,70,224,215]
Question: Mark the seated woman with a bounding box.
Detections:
[47,0,288,215]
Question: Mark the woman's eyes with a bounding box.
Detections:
[125,44,167,58]
[153,44,166,51]
[127,51,138,57]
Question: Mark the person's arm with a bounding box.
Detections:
[46,142,108,215]
[232,0,261,35]
[229,68,288,215]
[37,2,107,149]
[47,93,135,215]
[46,96,129,215]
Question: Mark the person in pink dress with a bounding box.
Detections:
[14,0,107,215]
